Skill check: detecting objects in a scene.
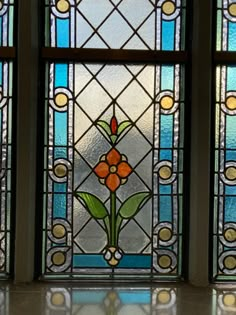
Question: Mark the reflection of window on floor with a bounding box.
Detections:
[45,287,177,315]
[42,0,187,279]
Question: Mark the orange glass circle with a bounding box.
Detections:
[229,3,236,17]
[55,93,68,107]
[162,1,176,15]
[160,95,174,110]
[159,227,172,241]
[226,96,236,110]
[157,290,171,304]
[52,224,66,239]
[159,166,172,180]
[225,166,236,181]
[57,0,70,13]
[51,292,65,306]
[158,255,172,268]
[52,252,66,266]
[224,256,236,270]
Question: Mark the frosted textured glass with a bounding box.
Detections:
[43,62,185,279]
[46,0,186,50]
[213,65,236,280]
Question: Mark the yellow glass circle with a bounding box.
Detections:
[160,96,174,110]
[224,228,236,242]
[226,96,236,110]
[55,93,68,107]
[229,3,236,17]
[224,256,236,270]
[225,167,236,181]
[159,166,172,180]
[159,228,172,241]
[223,294,236,306]
[51,292,65,306]
[157,290,171,304]
[57,0,70,13]
[52,252,66,266]
[54,164,67,178]
[52,224,66,239]
[158,255,172,268]
[0,2,3,10]
[162,1,176,15]
[110,166,117,174]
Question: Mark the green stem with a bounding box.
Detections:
[110,192,116,247]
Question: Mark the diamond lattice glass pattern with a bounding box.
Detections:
[45,0,186,50]
[217,0,236,51]
[213,65,236,281]
[0,0,14,47]
[0,61,12,276]
[43,62,185,279]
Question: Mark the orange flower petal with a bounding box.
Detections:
[94,162,109,178]
[106,148,121,166]
[106,174,120,192]
[117,162,132,178]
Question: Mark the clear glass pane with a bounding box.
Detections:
[0,61,12,276]
[0,0,15,47]
[216,0,236,51]
[213,65,236,281]
[45,0,186,50]
[42,62,185,279]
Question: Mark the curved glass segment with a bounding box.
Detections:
[45,0,186,50]
[42,62,185,279]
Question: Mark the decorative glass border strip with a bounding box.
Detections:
[0,61,12,276]
[213,65,236,281]
[42,62,185,280]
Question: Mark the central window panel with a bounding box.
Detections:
[42,62,185,279]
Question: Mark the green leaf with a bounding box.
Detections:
[115,214,123,240]
[118,192,151,219]
[97,121,111,136]
[117,121,132,136]
[75,192,109,219]
[111,135,117,143]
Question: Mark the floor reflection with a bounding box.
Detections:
[0,288,8,315]
[213,289,236,314]
[46,287,177,315]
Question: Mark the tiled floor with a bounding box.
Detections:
[1,283,236,314]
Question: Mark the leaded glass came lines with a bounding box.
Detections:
[0,0,14,47]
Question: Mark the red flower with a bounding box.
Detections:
[94,148,132,192]
[110,116,118,135]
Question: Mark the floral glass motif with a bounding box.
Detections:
[0,0,14,47]
[216,0,236,51]
[0,61,12,275]
[43,63,185,279]
[45,0,186,50]
[213,65,236,280]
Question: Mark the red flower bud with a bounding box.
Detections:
[110,116,118,135]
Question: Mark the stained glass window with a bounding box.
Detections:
[45,287,177,314]
[214,0,236,281]
[42,0,187,280]
[45,0,186,50]
[0,1,14,276]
